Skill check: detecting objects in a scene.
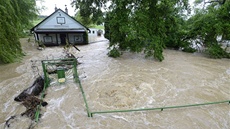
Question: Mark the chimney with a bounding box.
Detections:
[55,4,57,11]
[65,5,68,14]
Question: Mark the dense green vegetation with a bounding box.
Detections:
[185,0,230,58]
[71,0,104,26]
[0,0,38,63]
[0,0,229,64]
[74,11,104,28]
[32,17,45,26]
[73,0,229,61]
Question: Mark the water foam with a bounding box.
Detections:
[226,68,230,75]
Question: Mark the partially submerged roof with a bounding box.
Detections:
[31,9,90,33]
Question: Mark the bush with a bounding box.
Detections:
[182,47,197,53]
[206,44,229,59]
[108,48,121,58]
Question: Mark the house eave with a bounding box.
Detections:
[34,29,86,33]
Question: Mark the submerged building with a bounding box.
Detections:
[31,7,89,46]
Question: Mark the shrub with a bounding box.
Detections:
[206,44,229,59]
[182,47,197,53]
[108,48,121,58]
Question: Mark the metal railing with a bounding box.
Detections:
[75,70,229,117]
[89,100,230,117]
[35,58,230,121]
[34,58,78,122]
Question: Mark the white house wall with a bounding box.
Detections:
[35,10,86,30]
[88,28,98,35]
[88,28,104,36]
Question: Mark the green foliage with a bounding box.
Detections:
[206,44,229,59]
[83,32,89,44]
[74,12,93,27]
[91,25,104,29]
[32,17,45,26]
[72,0,105,26]
[186,0,230,59]
[107,47,121,58]
[0,0,38,63]
[104,13,111,41]
[104,0,189,61]
[182,47,197,53]
[10,0,38,37]
[74,0,229,61]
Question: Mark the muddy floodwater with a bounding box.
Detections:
[0,36,229,129]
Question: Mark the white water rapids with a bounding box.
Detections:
[0,36,229,129]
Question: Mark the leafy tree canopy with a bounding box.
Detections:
[186,0,230,58]
[73,0,190,61]
[73,0,229,60]
[0,0,38,63]
[71,0,105,25]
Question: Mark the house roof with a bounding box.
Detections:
[31,9,90,33]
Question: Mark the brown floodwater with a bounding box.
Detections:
[0,36,229,129]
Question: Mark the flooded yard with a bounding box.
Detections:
[0,36,229,129]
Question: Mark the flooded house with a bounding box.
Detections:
[31,7,89,46]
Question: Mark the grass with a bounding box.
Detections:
[91,25,104,30]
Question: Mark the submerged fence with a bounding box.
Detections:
[89,100,230,117]
[75,68,229,117]
[35,58,79,122]
[35,58,230,121]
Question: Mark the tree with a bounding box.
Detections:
[185,0,230,58]
[73,0,229,60]
[11,0,38,36]
[73,0,190,61]
[71,0,105,25]
[0,0,38,63]
[74,11,93,27]
[106,0,190,61]
[74,0,188,61]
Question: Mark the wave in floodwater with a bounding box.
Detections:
[226,68,230,75]
[0,37,230,129]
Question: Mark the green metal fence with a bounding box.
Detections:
[74,68,91,117]
[89,100,230,117]
[74,67,229,117]
[35,58,230,121]
[35,58,79,122]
